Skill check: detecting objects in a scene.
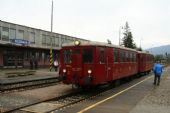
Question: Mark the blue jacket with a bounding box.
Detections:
[153,63,163,76]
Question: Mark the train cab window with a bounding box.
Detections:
[99,48,105,63]
[114,48,118,63]
[64,50,72,64]
[83,49,93,63]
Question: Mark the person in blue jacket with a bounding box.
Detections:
[153,61,163,86]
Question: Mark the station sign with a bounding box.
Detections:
[10,39,30,46]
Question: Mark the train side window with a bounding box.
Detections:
[114,48,118,63]
[126,52,128,62]
[99,48,105,64]
[122,51,125,62]
[83,49,93,63]
[132,53,134,62]
[64,49,72,64]
[134,53,136,62]
[120,51,123,62]
[130,53,132,62]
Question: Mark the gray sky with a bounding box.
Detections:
[1,0,170,49]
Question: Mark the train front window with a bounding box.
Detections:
[63,49,72,64]
[83,49,93,63]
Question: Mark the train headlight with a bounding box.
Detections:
[88,69,92,74]
[74,40,81,46]
[63,69,66,73]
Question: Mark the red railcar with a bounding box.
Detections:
[138,51,154,74]
[59,41,140,87]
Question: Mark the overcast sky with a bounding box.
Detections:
[0,0,170,49]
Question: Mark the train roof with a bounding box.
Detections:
[62,41,138,52]
[137,51,153,55]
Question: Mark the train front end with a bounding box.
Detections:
[59,41,94,87]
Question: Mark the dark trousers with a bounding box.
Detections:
[154,75,160,85]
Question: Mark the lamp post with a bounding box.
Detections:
[140,38,143,49]
[119,26,123,46]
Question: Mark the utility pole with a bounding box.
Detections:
[50,0,53,71]
[51,0,53,32]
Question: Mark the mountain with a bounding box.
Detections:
[146,45,170,55]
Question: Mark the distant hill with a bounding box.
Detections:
[146,45,170,55]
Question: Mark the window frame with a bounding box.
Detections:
[99,47,105,64]
[114,48,119,63]
[2,27,9,41]
[83,48,93,64]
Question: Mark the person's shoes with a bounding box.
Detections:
[157,84,159,86]
[153,83,156,85]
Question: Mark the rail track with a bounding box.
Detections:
[0,77,60,93]
[11,84,113,113]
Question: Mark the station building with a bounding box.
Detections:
[0,20,86,68]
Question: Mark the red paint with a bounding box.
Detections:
[59,42,153,87]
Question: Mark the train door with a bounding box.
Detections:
[105,48,113,81]
[97,47,107,83]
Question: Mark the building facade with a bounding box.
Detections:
[0,20,86,68]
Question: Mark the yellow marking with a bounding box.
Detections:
[21,102,64,113]
[21,108,42,113]
[77,76,152,113]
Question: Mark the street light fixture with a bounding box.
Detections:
[119,26,123,46]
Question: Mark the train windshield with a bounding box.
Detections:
[83,49,93,63]
[64,49,72,64]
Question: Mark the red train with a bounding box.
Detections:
[59,41,153,87]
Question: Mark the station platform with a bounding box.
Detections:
[56,66,170,113]
[0,68,58,84]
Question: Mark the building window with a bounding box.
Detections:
[55,37,59,46]
[52,36,55,46]
[30,32,35,44]
[42,35,46,45]
[18,30,24,39]
[46,35,51,46]
[10,29,16,40]
[2,27,9,41]
[61,37,64,45]
[24,51,29,60]
[42,52,45,61]
[114,48,118,62]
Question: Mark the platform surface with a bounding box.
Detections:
[53,66,170,113]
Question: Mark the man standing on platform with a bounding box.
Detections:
[153,61,163,86]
